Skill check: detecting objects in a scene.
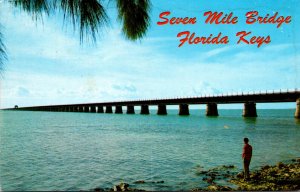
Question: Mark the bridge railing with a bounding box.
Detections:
[137,88,300,102]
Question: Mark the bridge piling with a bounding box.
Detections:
[140,105,150,115]
[243,102,257,117]
[157,104,167,115]
[127,106,135,114]
[97,106,104,113]
[295,98,300,119]
[84,106,90,112]
[115,106,123,114]
[91,106,96,113]
[79,106,84,112]
[72,106,77,112]
[105,106,113,113]
[179,104,189,115]
[206,103,219,116]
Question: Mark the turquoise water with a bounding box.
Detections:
[0,109,299,191]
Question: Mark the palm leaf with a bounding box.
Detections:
[116,0,151,40]
[59,0,108,43]
[12,0,51,19]
[11,0,149,42]
[0,27,7,74]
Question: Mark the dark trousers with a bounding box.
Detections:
[243,158,251,179]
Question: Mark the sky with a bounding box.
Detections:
[0,0,299,109]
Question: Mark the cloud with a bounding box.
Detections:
[192,82,222,95]
[16,86,30,97]
[204,46,234,57]
[112,84,137,93]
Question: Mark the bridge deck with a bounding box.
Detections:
[8,90,300,109]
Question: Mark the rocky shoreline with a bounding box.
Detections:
[93,158,300,191]
[229,159,300,191]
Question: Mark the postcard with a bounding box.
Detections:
[0,0,299,191]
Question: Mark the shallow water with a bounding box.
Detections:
[0,109,299,191]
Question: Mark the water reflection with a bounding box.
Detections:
[243,117,257,130]
[294,118,300,126]
[243,117,257,124]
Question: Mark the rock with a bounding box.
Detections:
[113,183,129,191]
[206,172,217,178]
[128,188,146,191]
[133,180,145,184]
[203,177,215,184]
[223,174,231,178]
[94,188,104,192]
[262,165,270,170]
[207,185,218,191]
[223,165,235,169]
[277,162,285,169]
[217,186,233,191]
[150,180,164,184]
[113,185,121,191]
[229,159,300,191]
[236,172,244,179]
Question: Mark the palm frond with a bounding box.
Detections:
[117,0,150,40]
[59,0,80,29]
[59,0,108,43]
[0,28,7,75]
[12,0,51,19]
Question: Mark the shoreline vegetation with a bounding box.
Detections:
[93,158,299,191]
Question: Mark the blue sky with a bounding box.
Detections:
[0,0,299,109]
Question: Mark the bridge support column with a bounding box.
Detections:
[179,104,189,115]
[79,106,84,112]
[97,106,104,113]
[140,105,150,115]
[127,106,135,114]
[157,104,167,115]
[243,102,257,117]
[115,106,123,114]
[84,106,89,112]
[206,103,219,116]
[295,98,300,119]
[91,106,96,113]
[105,106,113,113]
[73,106,78,112]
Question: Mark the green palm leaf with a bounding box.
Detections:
[59,0,108,42]
[0,28,6,74]
[116,0,150,40]
[13,0,50,19]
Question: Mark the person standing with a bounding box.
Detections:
[242,137,252,180]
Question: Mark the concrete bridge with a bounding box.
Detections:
[5,89,300,118]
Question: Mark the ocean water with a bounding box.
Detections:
[0,109,299,191]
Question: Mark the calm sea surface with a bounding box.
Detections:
[0,109,299,191]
